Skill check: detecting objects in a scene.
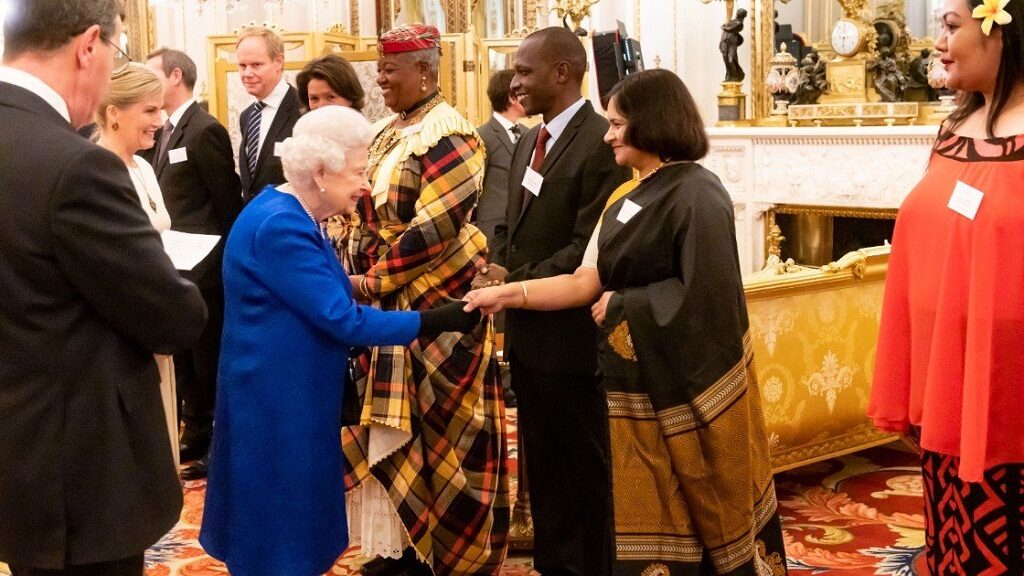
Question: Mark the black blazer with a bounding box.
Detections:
[238,85,301,201]
[0,82,207,568]
[476,115,520,244]
[493,101,631,375]
[141,101,242,288]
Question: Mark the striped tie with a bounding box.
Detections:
[244,100,266,176]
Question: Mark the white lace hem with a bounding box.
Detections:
[346,476,409,560]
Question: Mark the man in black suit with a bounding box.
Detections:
[475,68,526,245]
[236,26,301,201]
[143,48,242,479]
[0,2,207,574]
[476,27,631,576]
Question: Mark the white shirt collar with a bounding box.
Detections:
[492,112,516,131]
[259,80,290,110]
[0,66,71,123]
[541,98,586,146]
[167,98,197,127]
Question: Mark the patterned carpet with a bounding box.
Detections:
[0,415,926,575]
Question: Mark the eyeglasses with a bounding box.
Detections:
[101,35,131,74]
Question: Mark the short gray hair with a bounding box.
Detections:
[279,106,372,192]
[398,47,440,80]
[3,0,122,58]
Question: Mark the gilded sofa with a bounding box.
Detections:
[743,246,896,472]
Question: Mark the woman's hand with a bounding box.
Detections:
[350,275,369,303]
[463,286,510,315]
[591,291,615,327]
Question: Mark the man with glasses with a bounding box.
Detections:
[0,2,207,575]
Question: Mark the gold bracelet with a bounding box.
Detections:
[519,281,529,307]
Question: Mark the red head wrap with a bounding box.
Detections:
[378,23,442,54]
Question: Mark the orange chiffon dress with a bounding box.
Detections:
[869,128,1024,482]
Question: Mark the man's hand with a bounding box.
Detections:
[471,261,509,290]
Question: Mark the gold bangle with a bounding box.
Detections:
[519,281,529,307]
[359,276,372,300]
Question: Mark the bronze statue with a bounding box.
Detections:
[909,48,938,101]
[720,8,747,82]
[871,48,907,102]
[793,50,827,105]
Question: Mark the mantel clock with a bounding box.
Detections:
[821,0,879,104]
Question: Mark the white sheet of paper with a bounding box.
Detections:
[948,180,984,221]
[522,167,544,197]
[168,147,188,164]
[616,199,642,223]
[160,230,221,271]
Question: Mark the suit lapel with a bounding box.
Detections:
[253,86,297,178]
[515,103,592,227]
[155,102,196,177]
[489,118,514,155]
[507,127,535,238]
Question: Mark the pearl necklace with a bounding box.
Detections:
[288,191,325,238]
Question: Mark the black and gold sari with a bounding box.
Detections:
[595,162,786,576]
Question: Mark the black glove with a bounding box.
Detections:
[418,299,482,336]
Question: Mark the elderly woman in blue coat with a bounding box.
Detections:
[199,105,478,576]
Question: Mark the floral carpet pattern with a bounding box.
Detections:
[0,415,926,575]
[777,444,926,575]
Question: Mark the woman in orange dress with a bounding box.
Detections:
[869,0,1024,572]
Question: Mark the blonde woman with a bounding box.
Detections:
[94,63,180,466]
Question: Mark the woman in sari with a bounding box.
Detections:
[465,69,786,576]
[340,23,508,576]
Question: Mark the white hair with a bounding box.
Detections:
[278,106,372,192]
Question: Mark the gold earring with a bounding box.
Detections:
[112,121,119,131]
[421,76,427,93]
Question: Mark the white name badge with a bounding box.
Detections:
[948,180,984,221]
[273,141,283,157]
[402,123,423,137]
[522,167,544,197]
[616,199,642,224]
[168,147,188,164]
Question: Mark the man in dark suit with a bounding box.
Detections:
[475,27,631,576]
[235,26,301,201]
[143,48,242,479]
[475,68,526,245]
[0,2,207,574]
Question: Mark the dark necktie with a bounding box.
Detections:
[155,119,173,162]
[509,124,522,143]
[244,100,266,176]
[530,126,551,172]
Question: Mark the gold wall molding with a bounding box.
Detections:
[125,0,155,60]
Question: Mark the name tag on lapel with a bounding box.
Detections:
[522,168,544,197]
[616,199,642,224]
[168,147,188,164]
[948,180,984,221]
[274,141,283,157]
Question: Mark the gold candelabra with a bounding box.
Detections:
[539,0,601,32]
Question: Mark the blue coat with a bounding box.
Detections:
[200,187,419,575]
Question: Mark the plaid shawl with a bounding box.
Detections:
[341,101,509,574]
